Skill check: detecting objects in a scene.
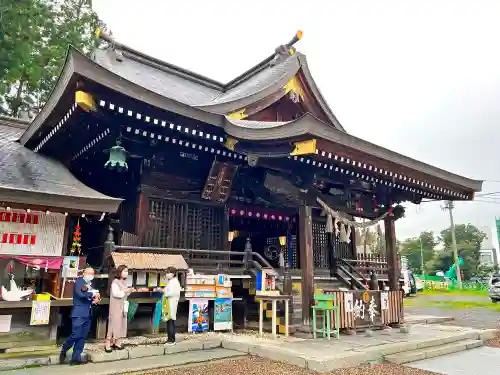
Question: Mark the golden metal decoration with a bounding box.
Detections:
[224,137,238,151]
[290,139,317,156]
[75,91,96,112]
[283,76,304,102]
[362,290,370,304]
[227,108,247,120]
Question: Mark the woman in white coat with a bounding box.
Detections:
[157,266,181,344]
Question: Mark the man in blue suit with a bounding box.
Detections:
[60,267,100,365]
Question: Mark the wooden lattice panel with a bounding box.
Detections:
[312,220,329,268]
[265,236,298,268]
[149,199,224,256]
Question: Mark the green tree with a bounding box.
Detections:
[426,224,486,279]
[0,0,55,114]
[0,0,105,116]
[400,231,437,273]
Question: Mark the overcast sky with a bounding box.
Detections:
[92,0,500,242]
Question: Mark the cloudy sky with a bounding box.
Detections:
[93,0,500,241]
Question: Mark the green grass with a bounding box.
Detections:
[420,289,488,297]
[405,298,500,312]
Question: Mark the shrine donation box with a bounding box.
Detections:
[256,268,279,296]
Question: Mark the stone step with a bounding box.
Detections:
[385,339,483,364]
[0,347,60,360]
[0,348,243,375]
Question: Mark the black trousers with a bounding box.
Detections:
[166,319,176,342]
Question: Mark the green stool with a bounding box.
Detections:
[312,293,340,340]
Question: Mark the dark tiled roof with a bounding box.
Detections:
[0,119,122,213]
[93,47,302,116]
[93,49,221,106]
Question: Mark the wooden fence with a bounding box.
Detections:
[322,290,403,329]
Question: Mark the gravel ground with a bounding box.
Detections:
[485,337,500,348]
[405,294,500,329]
[406,305,500,329]
[133,357,443,375]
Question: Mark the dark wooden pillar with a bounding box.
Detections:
[223,207,230,251]
[299,203,314,326]
[384,217,400,290]
[350,228,358,260]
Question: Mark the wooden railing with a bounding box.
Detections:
[341,253,388,277]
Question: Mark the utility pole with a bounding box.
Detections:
[419,236,425,277]
[443,201,462,289]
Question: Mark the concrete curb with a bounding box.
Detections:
[1,349,244,375]
[0,339,223,371]
[404,315,455,325]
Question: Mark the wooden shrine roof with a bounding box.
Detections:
[111,252,188,271]
[0,117,122,213]
[15,32,482,201]
[224,113,482,197]
[19,32,344,145]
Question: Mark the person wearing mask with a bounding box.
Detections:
[105,265,134,352]
[60,267,100,365]
[156,267,181,344]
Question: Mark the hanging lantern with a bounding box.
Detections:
[228,230,239,242]
[7,260,13,274]
[104,138,128,172]
[278,236,287,246]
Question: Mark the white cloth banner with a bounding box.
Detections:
[0,210,65,256]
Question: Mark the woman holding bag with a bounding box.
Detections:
[105,265,134,352]
[155,267,181,344]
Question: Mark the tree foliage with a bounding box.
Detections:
[424,224,487,279]
[0,0,105,116]
[400,231,438,273]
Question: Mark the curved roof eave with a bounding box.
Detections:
[20,47,225,146]
[193,56,301,114]
[296,54,346,132]
[223,115,482,193]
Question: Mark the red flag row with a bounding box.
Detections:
[0,233,37,245]
[0,212,40,225]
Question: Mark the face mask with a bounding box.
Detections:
[167,273,174,280]
[121,272,128,279]
[83,275,94,282]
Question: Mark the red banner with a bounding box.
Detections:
[0,256,63,270]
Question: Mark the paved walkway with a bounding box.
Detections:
[408,346,500,375]
[1,348,242,375]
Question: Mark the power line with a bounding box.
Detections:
[475,192,500,197]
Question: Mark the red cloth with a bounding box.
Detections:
[0,255,63,269]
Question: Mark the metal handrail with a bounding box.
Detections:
[113,245,272,274]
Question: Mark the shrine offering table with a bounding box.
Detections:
[256,294,291,337]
